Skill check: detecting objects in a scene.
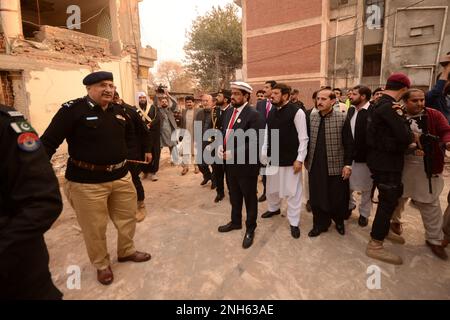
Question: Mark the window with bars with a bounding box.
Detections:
[0,72,15,107]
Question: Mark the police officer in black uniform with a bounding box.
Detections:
[366,73,415,265]
[41,71,151,286]
[0,104,62,299]
[113,91,153,222]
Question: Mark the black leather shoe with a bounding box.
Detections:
[261,209,281,218]
[218,222,242,233]
[242,231,254,249]
[258,194,266,202]
[290,226,300,239]
[335,223,345,235]
[214,193,224,203]
[308,227,327,237]
[200,177,211,186]
[358,215,369,227]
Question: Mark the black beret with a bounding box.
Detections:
[83,71,114,86]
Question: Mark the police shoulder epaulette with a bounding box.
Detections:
[61,97,84,109]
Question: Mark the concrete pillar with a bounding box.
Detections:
[0,0,22,39]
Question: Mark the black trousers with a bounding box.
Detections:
[198,164,213,180]
[128,163,145,202]
[311,205,344,230]
[227,173,258,232]
[142,143,161,174]
[0,236,62,300]
[370,170,403,241]
[212,163,227,195]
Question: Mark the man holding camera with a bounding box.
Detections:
[391,89,450,260]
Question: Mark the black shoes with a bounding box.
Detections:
[258,194,266,202]
[261,209,281,219]
[242,231,255,249]
[214,193,225,203]
[308,227,328,237]
[218,222,242,233]
[218,223,254,249]
[290,226,300,239]
[358,215,369,227]
[335,223,345,235]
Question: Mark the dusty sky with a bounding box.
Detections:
[139,0,238,67]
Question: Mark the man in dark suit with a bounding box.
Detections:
[218,82,264,249]
[212,89,232,202]
[343,85,373,227]
[255,80,277,202]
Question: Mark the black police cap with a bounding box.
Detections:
[83,71,114,86]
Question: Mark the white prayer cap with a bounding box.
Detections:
[137,91,147,97]
[230,81,253,94]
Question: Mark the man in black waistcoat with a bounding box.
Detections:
[260,83,309,239]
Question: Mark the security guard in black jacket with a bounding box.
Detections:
[113,91,152,222]
[41,71,151,286]
[366,73,415,265]
[0,104,62,300]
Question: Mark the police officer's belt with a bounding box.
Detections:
[70,158,127,172]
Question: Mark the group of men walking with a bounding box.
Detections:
[2,56,450,299]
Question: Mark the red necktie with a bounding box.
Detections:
[224,108,239,148]
[265,100,271,118]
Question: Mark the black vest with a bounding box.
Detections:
[267,103,300,166]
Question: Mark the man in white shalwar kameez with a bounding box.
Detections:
[261,83,309,238]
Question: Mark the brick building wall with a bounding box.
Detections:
[241,0,327,104]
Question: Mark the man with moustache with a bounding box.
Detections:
[196,94,216,188]
[41,71,151,286]
[344,85,373,227]
[218,82,264,249]
[261,83,309,238]
[256,80,277,202]
[307,88,353,238]
[390,89,450,260]
[180,95,200,176]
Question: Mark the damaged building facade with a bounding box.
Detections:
[236,0,450,102]
[0,0,156,137]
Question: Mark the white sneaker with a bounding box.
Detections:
[151,173,158,181]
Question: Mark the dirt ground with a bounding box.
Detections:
[46,150,450,300]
